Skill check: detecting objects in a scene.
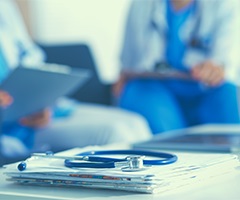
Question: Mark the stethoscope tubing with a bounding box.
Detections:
[65,150,177,168]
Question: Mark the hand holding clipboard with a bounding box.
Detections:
[113,63,192,97]
[0,64,90,123]
[0,90,13,107]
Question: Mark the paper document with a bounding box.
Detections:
[3,146,239,194]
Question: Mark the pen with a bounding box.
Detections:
[17,153,86,171]
[31,153,86,161]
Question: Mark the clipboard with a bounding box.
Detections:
[123,68,192,80]
[133,125,240,153]
[0,64,90,123]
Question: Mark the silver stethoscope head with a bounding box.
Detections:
[121,155,149,172]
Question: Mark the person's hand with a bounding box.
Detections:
[0,90,13,107]
[20,108,52,128]
[191,60,225,86]
[112,73,128,98]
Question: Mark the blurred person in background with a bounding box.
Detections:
[0,0,151,164]
[114,0,240,134]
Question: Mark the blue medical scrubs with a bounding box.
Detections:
[119,1,240,134]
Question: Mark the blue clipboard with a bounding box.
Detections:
[0,64,90,123]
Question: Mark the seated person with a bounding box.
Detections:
[0,0,152,161]
[114,0,240,134]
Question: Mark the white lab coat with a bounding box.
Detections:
[0,0,151,158]
[121,0,240,84]
[0,0,44,70]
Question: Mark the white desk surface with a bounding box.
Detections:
[1,166,240,200]
[1,124,240,200]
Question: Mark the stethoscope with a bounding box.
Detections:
[18,150,178,172]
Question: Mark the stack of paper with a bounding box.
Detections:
[3,147,239,194]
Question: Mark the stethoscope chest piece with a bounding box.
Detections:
[120,155,151,172]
